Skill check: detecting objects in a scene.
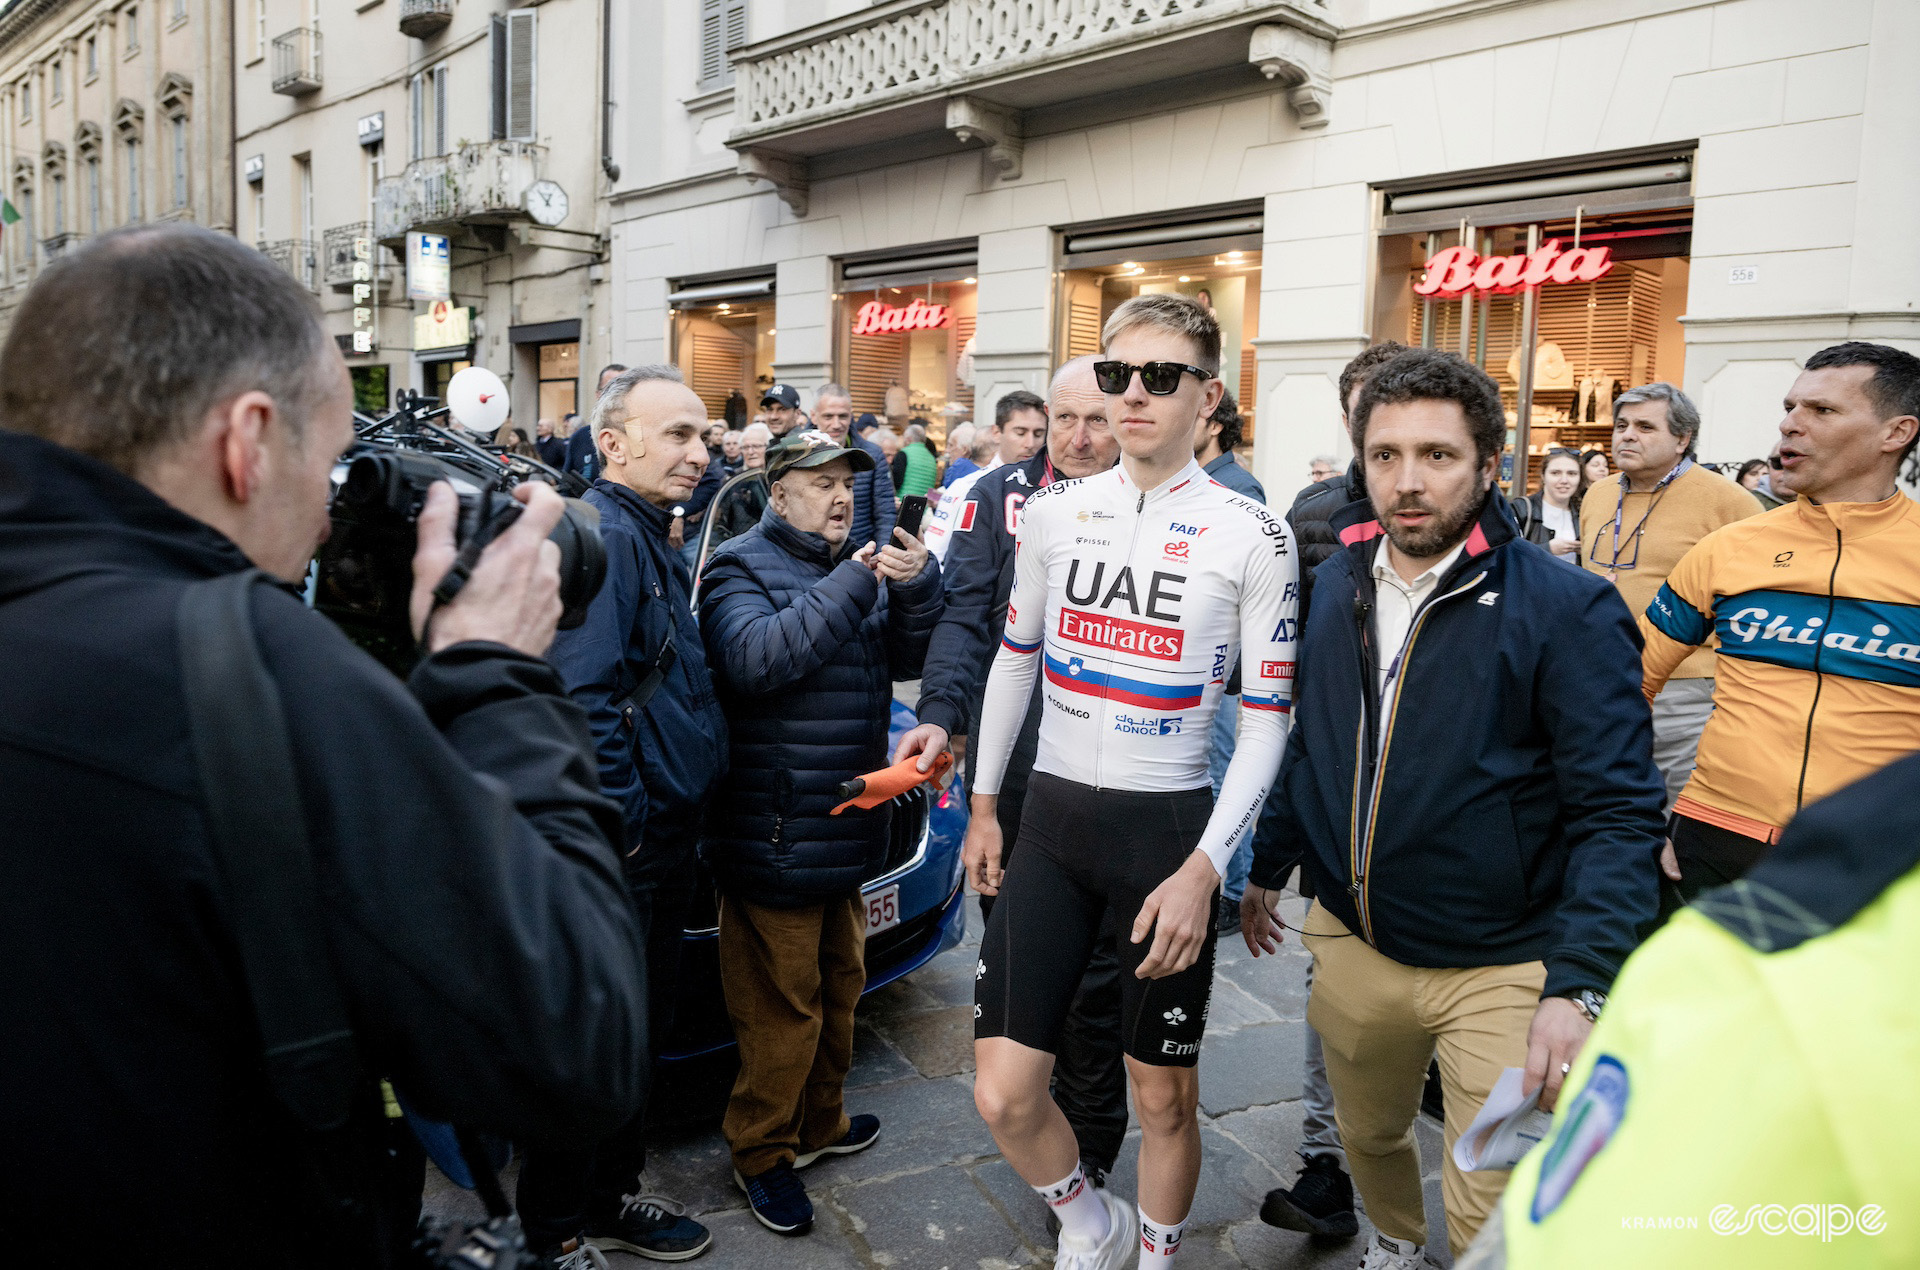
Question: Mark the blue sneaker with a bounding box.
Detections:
[794,1114,881,1169]
[735,1160,813,1236]
[585,1183,714,1262]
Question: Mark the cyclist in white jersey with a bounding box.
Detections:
[966,295,1298,1268]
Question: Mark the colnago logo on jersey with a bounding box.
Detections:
[1058,608,1184,660]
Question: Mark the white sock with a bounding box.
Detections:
[1140,1210,1187,1260]
[1035,1165,1110,1245]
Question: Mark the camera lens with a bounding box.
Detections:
[550,499,607,630]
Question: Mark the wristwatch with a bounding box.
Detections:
[1567,989,1607,1022]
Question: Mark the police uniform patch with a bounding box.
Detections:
[1530,1054,1630,1223]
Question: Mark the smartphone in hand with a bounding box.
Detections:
[896,494,929,539]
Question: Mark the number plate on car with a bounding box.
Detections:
[865,885,900,935]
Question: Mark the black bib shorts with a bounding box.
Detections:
[974,772,1217,1068]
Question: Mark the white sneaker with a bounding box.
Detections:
[1358,1232,1430,1270]
[1054,1189,1138,1270]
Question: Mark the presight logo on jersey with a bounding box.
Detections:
[1059,608,1184,660]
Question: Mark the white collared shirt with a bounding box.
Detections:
[1370,538,1466,753]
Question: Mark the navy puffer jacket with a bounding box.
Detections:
[698,506,944,906]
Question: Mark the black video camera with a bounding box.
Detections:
[314,390,607,673]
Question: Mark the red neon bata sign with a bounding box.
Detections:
[1413,238,1614,300]
[852,298,952,335]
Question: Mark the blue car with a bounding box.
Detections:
[662,698,969,1060]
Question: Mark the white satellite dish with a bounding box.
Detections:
[446,366,510,434]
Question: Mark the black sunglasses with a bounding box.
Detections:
[1093,360,1213,396]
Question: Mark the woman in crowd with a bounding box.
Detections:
[1514,447,1586,562]
[1580,448,1611,485]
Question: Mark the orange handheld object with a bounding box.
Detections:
[831,751,954,815]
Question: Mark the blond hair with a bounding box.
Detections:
[1101,293,1221,377]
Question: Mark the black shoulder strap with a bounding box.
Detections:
[612,532,679,717]
[176,569,361,1132]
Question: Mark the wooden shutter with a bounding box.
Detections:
[433,66,449,158]
[410,72,424,161]
[489,18,506,140]
[505,11,536,142]
[698,0,725,88]
[691,332,748,419]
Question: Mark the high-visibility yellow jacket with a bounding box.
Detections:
[1640,492,1920,840]
[1481,750,1920,1268]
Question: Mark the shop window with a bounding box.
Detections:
[674,295,775,423]
[350,364,389,414]
[536,341,578,421]
[1375,209,1691,490]
[427,357,472,402]
[1055,250,1261,443]
[836,278,977,445]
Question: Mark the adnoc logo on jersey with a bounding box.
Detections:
[1059,608,1185,660]
[1115,713,1181,736]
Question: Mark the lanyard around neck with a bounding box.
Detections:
[1608,457,1692,572]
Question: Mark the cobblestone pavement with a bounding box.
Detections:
[425,893,1458,1269]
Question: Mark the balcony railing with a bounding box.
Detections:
[271,28,323,96]
[41,232,79,260]
[372,141,545,243]
[398,0,452,40]
[323,222,396,289]
[730,0,1330,144]
[262,238,319,291]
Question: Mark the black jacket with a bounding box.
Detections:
[915,452,1052,801]
[0,432,646,1264]
[1250,491,1665,997]
[1285,458,1363,630]
[916,450,1051,740]
[698,508,943,906]
[851,432,898,551]
[547,480,729,862]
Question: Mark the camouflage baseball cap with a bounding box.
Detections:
[765,429,877,481]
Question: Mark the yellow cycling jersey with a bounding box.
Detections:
[1640,493,1920,838]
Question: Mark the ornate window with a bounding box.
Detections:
[76,123,103,235]
[158,72,190,213]
[114,100,143,223]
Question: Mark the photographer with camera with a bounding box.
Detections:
[0,226,649,1266]
[524,366,729,1263]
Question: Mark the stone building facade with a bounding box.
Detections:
[0,0,232,334]
[609,0,1919,495]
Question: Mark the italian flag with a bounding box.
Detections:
[0,199,18,238]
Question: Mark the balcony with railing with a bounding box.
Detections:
[372,141,545,243]
[41,232,80,261]
[262,238,319,291]
[398,0,452,40]
[724,0,1335,214]
[323,222,397,289]
[271,28,323,96]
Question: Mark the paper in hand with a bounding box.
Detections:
[1451,1066,1555,1172]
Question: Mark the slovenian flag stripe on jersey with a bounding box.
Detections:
[1241,692,1292,713]
[1043,651,1204,711]
[1002,632,1042,654]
